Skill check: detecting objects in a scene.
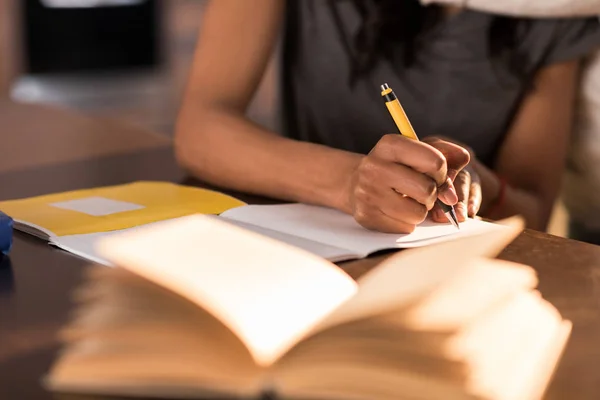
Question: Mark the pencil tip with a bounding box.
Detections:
[380,83,389,91]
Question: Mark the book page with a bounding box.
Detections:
[392,259,538,331]
[222,204,506,257]
[448,291,569,400]
[53,232,114,266]
[95,215,358,367]
[312,218,524,332]
[46,268,266,399]
[222,220,359,262]
[273,291,568,400]
[53,217,362,268]
[54,220,192,267]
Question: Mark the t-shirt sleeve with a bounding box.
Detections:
[540,17,600,66]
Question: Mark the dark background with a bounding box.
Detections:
[22,0,161,73]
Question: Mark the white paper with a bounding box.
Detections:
[52,232,115,266]
[50,196,144,216]
[52,219,175,266]
[222,219,357,262]
[222,204,503,257]
[52,204,506,268]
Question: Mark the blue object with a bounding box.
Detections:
[0,211,13,256]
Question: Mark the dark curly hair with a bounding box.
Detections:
[327,0,532,86]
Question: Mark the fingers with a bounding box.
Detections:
[352,154,433,233]
[355,208,416,234]
[468,171,482,217]
[429,203,448,223]
[353,188,428,233]
[423,137,471,207]
[436,177,459,207]
[351,134,473,233]
[371,134,459,205]
[356,157,438,210]
[372,135,448,185]
[454,169,471,222]
[431,167,482,223]
[422,137,471,181]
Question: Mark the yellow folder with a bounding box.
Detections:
[0,181,246,238]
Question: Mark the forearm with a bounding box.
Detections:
[475,161,552,231]
[493,187,551,231]
[422,0,600,17]
[487,185,550,231]
[175,106,361,212]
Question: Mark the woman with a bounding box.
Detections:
[175,0,600,233]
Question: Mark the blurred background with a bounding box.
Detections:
[0,0,278,134]
[0,0,567,236]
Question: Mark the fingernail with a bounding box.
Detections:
[443,185,458,204]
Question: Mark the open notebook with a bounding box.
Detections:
[0,181,504,265]
[46,214,571,400]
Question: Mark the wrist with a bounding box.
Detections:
[471,160,501,213]
[478,168,506,216]
[326,154,363,214]
[486,174,507,217]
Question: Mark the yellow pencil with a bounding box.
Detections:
[380,83,459,229]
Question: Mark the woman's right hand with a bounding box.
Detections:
[347,134,470,233]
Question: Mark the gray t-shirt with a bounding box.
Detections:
[280,1,600,168]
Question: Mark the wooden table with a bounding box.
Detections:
[0,102,599,400]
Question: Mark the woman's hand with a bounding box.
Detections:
[423,137,482,222]
[347,134,470,233]
[430,165,483,223]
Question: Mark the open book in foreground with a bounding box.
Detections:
[46,214,571,400]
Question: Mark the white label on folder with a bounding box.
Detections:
[50,197,144,216]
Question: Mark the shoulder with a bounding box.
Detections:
[518,16,600,67]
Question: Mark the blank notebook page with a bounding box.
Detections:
[221,204,502,256]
